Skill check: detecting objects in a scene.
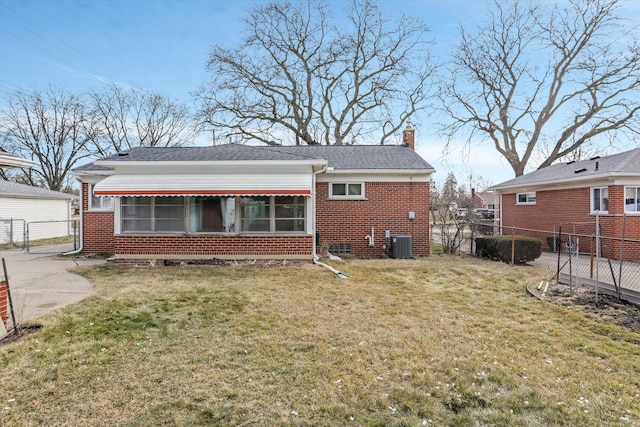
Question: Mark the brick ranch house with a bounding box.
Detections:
[71,127,434,264]
[491,147,640,260]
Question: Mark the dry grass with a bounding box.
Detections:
[1,256,639,426]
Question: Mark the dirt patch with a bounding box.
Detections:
[0,323,43,346]
[539,283,640,332]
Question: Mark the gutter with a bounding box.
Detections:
[313,256,350,279]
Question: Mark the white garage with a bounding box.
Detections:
[0,180,76,245]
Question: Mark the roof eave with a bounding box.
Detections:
[323,168,434,175]
[491,171,640,192]
[0,153,34,169]
[94,159,328,168]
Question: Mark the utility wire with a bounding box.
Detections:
[0,3,120,82]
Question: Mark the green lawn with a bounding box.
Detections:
[1,257,638,426]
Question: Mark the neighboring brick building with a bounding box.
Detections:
[471,189,499,211]
[72,126,434,264]
[491,148,640,260]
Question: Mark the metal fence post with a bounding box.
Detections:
[618,213,627,302]
[511,226,515,266]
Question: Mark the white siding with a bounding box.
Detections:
[0,196,71,243]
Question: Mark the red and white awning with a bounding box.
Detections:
[93,173,312,197]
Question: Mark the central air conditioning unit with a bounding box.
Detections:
[391,234,412,259]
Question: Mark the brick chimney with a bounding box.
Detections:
[402,123,415,150]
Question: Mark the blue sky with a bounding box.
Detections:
[1,0,638,189]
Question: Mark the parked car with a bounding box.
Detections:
[473,208,495,220]
[454,208,468,219]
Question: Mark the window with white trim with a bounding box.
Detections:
[120,195,306,234]
[121,196,185,233]
[89,184,113,211]
[330,182,364,199]
[591,187,608,213]
[516,192,536,205]
[625,187,640,212]
[239,196,306,233]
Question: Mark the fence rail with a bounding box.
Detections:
[434,219,640,305]
[25,220,79,254]
[0,218,26,248]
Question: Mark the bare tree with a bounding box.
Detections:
[441,0,640,176]
[431,172,474,254]
[90,84,196,156]
[195,0,436,146]
[0,87,98,191]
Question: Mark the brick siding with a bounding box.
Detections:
[80,180,431,260]
[81,183,115,254]
[316,181,430,257]
[501,185,640,261]
[0,280,8,327]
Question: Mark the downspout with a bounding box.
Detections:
[498,193,503,235]
[310,162,349,278]
[311,162,327,260]
[63,183,84,256]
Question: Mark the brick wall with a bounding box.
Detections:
[80,180,431,260]
[81,183,115,254]
[501,185,640,261]
[1,280,8,327]
[113,234,313,264]
[316,181,430,257]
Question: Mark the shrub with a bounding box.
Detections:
[476,235,542,264]
[545,236,559,251]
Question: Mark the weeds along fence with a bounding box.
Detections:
[0,218,26,248]
[468,220,640,305]
[1,218,80,252]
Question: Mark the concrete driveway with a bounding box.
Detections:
[1,244,104,325]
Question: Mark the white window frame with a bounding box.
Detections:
[89,183,113,211]
[590,187,609,214]
[329,182,365,200]
[118,195,308,235]
[516,192,536,205]
[625,186,640,213]
[121,196,186,233]
[239,196,307,234]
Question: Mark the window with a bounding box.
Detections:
[240,196,306,233]
[120,195,306,234]
[274,196,305,232]
[89,184,113,211]
[189,196,235,232]
[330,182,364,199]
[121,196,185,233]
[625,187,640,212]
[328,244,352,254]
[591,187,609,213]
[516,192,536,205]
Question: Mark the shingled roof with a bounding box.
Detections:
[0,180,76,200]
[492,147,640,191]
[76,143,433,171]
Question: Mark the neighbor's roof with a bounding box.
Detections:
[0,150,34,169]
[474,191,499,203]
[491,147,640,191]
[73,143,433,172]
[0,180,77,200]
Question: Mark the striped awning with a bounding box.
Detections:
[93,173,312,196]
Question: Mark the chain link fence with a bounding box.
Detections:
[25,220,80,254]
[433,218,640,305]
[0,218,26,248]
